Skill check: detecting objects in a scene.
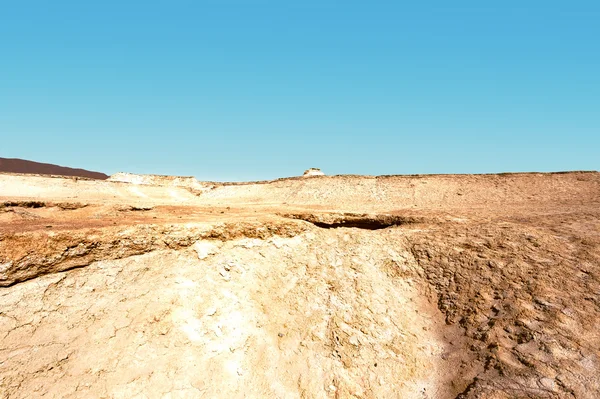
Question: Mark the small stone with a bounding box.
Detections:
[539,377,556,391]
[0,262,13,273]
[329,385,337,391]
[193,241,220,260]
[278,332,284,337]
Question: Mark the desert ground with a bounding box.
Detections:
[1,171,599,398]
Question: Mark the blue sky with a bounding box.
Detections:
[1,1,598,180]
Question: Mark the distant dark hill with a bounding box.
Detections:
[0,157,108,180]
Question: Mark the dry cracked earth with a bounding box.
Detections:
[0,171,599,398]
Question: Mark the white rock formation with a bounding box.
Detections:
[108,172,212,193]
[303,168,325,177]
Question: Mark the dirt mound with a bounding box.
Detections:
[0,172,599,398]
[0,157,108,180]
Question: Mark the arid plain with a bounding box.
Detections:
[1,171,599,398]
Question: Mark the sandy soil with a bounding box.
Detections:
[0,171,599,398]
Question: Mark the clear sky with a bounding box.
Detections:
[1,1,598,180]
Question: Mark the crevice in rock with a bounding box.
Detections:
[281,212,420,230]
[55,202,88,210]
[1,201,46,209]
[116,205,153,212]
[0,201,88,211]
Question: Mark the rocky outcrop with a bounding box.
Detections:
[107,173,213,194]
[303,168,325,177]
[0,221,306,287]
